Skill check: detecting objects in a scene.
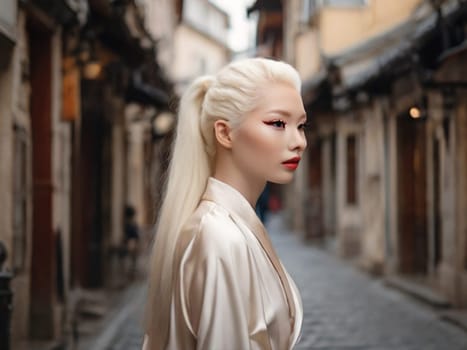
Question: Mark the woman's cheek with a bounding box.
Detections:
[234,122,283,163]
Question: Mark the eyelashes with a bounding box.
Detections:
[263,120,310,130]
[264,120,286,128]
[299,122,310,130]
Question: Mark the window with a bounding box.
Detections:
[300,0,367,25]
[346,134,358,205]
[300,0,319,24]
[322,0,367,7]
[12,125,29,272]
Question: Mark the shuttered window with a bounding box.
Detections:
[12,125,28,272]
[346,134,358,205]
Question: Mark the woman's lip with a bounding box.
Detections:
[282,157,301,164]
[282,162,299,170]
[282,157,300,171]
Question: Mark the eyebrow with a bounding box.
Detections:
[267,109,307,120]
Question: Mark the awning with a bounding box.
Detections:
[301,68,330,107]
[86,0,155,68]
[26,0,85,26]
[126,69,170,109]
[326,0,467,96]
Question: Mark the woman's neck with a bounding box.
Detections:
[212,170,265,208]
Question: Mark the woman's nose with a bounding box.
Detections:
[288,128,307,152]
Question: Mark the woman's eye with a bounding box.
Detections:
[265,120,286,129]
[299,122,310,131]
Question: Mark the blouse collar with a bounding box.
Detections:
[201,177,264,235]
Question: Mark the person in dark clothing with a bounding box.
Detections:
[124,205,140,279]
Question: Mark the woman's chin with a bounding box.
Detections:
[268,173,295,185]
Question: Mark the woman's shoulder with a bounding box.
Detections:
[177,201,248,260]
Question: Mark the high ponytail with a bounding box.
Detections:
[144,58,301,349]
[145,76,215,348]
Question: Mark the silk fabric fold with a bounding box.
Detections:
[144,178,303,349]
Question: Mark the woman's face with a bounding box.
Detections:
[230,82,308,184]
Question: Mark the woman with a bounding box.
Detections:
[144,58,307,349]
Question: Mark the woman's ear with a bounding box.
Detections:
[213,120,233,149]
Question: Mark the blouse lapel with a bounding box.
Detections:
[201,178,296,331]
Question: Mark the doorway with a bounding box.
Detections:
[396,115,428,275]
[73,80,110,288]
[28,21,55,339]
[432,136,442,272]
[305,138,323,239]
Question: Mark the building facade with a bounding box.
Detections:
[280,0,467,308]
[0,1,174,347]
[0,1,83,342]
[172,0,231,94]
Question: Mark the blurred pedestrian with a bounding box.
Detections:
[124,205,140,279]
[144,58,307,350]
[255,182,270,223]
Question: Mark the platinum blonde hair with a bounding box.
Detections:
[144,58,301,349]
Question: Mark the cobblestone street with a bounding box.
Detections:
[93,213,467,350]
[268,215,467,350]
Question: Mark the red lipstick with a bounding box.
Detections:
[282,157,301,170]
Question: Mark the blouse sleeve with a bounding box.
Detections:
[179,211,267,350]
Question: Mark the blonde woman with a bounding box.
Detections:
[144,58,307,350]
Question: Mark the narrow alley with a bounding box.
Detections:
[270,215,467,350]
[85,213,467,350]
[3,1,467,349]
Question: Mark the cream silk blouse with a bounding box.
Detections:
[144,177,303,350]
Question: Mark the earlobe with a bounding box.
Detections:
[213,120,233,149]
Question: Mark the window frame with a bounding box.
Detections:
[12,124,30,273]
[299,0,319,25]
[320,0,368,8]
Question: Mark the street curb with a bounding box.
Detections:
[440,310,467,333]
[384,276,451,308]
[80,282,145,350]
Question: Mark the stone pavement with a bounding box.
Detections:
[76,281,146,350]
[267,214,467,350]
[91,212,467,350]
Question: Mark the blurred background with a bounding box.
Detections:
[1,0,467,349]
